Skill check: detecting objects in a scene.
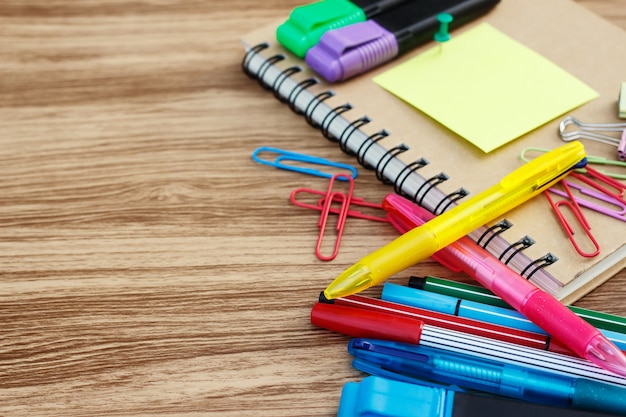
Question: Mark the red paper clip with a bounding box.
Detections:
[544,181,600,258]
[315,174,354,261]
[570,165,626,206]
[289,189,388,222]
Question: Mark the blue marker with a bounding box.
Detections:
[339,376,620,417]
[347,339,626,416]
[381,282,626,351]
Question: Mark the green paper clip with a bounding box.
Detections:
[521,146,626,180]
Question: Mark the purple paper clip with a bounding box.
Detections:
[547,180,626,223]
[544,182,600,258]
[569,165,626,206]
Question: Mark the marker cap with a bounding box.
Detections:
[306,20,398,82]
[337,376,452,417]
[310,302,423,344]
[276,0,366,58]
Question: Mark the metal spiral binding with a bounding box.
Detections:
[499,236,535,265]
[412,173,449,206]
[393,159,429,196]
[257,54,286,90]
[320,104,353,140]
[477,219,513,249]
[339,116,371,155]
[287,78,319,114]
[242,42,269,79]
[521,253,558,279]
[356,130,389,168]
[434,188,469,215]
[375,144,409,184]
[272,66,302,102]
[305,91,335,127]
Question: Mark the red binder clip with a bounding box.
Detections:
[544,181,600,258]
[315,174,354,261]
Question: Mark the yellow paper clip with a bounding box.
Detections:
[520,147,626,180]
[544,181,600,258]
[315,174,354,261]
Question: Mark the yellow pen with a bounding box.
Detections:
[324,141,587,300]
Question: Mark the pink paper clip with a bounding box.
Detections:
[544,182,600,258]
[315,174,354,261]
[569,165,626,206]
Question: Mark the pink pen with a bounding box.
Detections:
[382,193,626,377]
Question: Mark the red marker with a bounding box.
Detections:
[311,302,423,344]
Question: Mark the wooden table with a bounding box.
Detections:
[1,1,624,415]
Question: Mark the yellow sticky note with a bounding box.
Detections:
[373,23,598,153]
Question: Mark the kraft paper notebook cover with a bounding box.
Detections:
[240,0,626,304]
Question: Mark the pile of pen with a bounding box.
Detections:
[311,277,626,416]
[296,142,626,415]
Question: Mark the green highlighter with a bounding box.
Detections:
[277,0,407,58]
[408,275,626,335]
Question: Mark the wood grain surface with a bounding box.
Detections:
[1,1,624,415]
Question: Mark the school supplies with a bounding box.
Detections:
[380,282,626,353]
[305,0,499,82]
[314,295,626,386]
[322,141,586,300]
[348,340,626,415]
[338,376,618,417]
[409,275,626,335]
[318,294,574,355]
[241,0,626,304]
[373,23,597,153]
[277,0,411,58]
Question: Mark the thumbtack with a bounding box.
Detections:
[434,13,453,53]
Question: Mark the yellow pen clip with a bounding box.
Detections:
[521,147,626,180]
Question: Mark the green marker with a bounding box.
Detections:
[276,0,408,58]
[408,275,626,335]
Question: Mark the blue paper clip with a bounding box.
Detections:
[520,146,626,180]
[251,146,357,180]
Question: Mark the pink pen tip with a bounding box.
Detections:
[585,334,626,377]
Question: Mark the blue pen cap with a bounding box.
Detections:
[382,283,459,315]
[337,376,453,417]
[381,283,545,334]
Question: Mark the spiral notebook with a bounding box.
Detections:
[241,0,626,304]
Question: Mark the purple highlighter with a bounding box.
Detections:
[306,0,499,83]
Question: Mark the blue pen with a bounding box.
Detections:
[381,282,626,351]
[339,375,618,417]
[348,338,626,416]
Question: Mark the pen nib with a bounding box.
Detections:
[324,264,373,300]
[585,334,626,377]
